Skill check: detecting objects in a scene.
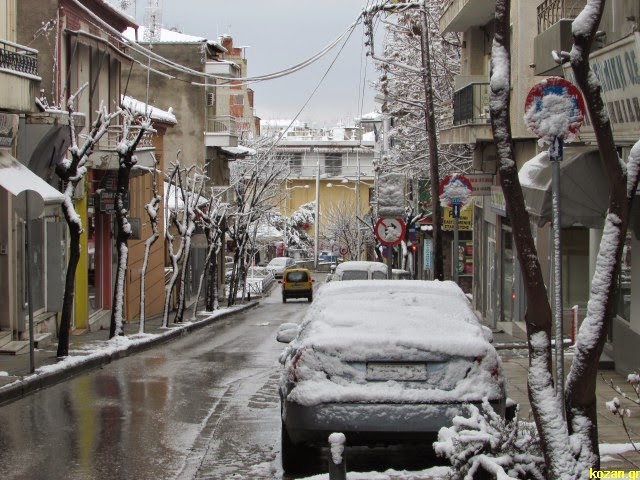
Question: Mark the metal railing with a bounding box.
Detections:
[0,40,38,77]
[100,125,155,151]
[206,115,237,136]
[453,83,490,126]
[537,0,586,33]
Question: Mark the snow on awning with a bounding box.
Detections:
[519,149,607,228]
[220,146,256,157]
[0,149,64,205]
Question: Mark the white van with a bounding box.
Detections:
[331,261,388,281]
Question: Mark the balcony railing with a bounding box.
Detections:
[537,0,586,33]
[0,40,38,77]
[206,115,237,136]
[453,83,490,126]
[101,125,155,151]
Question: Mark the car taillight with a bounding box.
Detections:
[475,356,500,378]
[291,350,304,382]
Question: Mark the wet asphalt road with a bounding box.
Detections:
[0,280,442,479]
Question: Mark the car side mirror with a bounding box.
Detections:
[276,323,299,343]
[481,325,494,343]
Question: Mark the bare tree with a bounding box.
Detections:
[227,154,287,305]
[322,198,361,261]
[489,0,640,475]
[55,84,120,357]
[109,110,153,338]
[137,159,161,334]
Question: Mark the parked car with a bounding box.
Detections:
[318,250,339,263]
[331,260,388,281]
[276,280,505,472]
[392,268,412,280]
[281,268,314,303]
[266,256,296,279]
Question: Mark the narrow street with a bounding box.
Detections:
[0,287,308,480]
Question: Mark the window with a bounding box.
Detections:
[325,153,342,176]
[288,153,302,174]
[232,94,244,105]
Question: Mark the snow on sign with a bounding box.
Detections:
[524,76,585,142]
[374,218,406,247]
[439,174,473,219]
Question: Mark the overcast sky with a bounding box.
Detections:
[120,0,381,128]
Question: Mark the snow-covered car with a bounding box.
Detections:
[331,260,388,281]
[276,280,505,472]
[266,256,296,279]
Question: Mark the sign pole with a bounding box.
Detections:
[453,203,460,284]
[550,135,565,415]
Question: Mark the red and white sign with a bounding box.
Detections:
[439,174,473,208]
[524,76,585,141]
[374,218,406,247]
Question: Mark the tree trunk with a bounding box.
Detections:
[490,0,569,475]
[110,158,133,338]
[57,209,81,358]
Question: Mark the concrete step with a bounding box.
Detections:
[0,331,12,349]
[33,333,52,349]
[0,341,30,355]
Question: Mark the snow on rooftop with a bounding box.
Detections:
[123,26,225,51]
[121,95,177,125]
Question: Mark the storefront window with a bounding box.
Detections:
[616,233,632,322]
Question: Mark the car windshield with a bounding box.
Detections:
[341,271,368,281]
[270,258,288,266]
[286,271,309,282]
[372,271,387,280]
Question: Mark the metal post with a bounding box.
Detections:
[550,136,565,419]
[314,159,320,270]
[453,213,459,284]
[328,433,347,480]
[25,195,35,373]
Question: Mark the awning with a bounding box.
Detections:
[0,149,65,205]
[519,149,608,229]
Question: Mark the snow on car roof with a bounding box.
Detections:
[334,261,387,273]
[295,280,491,358]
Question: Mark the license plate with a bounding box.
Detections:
[366,362,427,381]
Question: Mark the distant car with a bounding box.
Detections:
[281,268,314,303]
[266,256,296,279]
[318,251,339,263]
[276,280,505,473]
[331,260,388,281]
[392,268,412,280]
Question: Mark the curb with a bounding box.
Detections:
[0,301,259,406]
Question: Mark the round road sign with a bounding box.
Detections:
[374,218,406,247]
[524,76,585,141]
[439,174,473,208]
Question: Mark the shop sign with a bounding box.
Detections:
[490,185,506,216]
[563,32,640,142]
[0,114,18,148]
[97,190,129,213]
[466,173,494,196]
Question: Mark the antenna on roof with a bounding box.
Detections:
[143,0,163,42]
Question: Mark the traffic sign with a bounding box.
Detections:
[524,76,585,141]
[439,174,473,210]
[374,217,406,247]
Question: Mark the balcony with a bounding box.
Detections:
[204,61,241,78]
[534,0,586,75]
[89,125,157,170]
[440,0,496,33]
[537,0,586,33]
[204,115,238,148]
[0,40,40,112]
[439,83,493,145]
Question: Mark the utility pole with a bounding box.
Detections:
[363,0,444,280]
[418,4,443,280]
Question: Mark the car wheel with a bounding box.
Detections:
[281,422,312,473]
[308,294,313,302]
[282,296,287,303]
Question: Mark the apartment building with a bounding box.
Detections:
[440,0,640,373]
